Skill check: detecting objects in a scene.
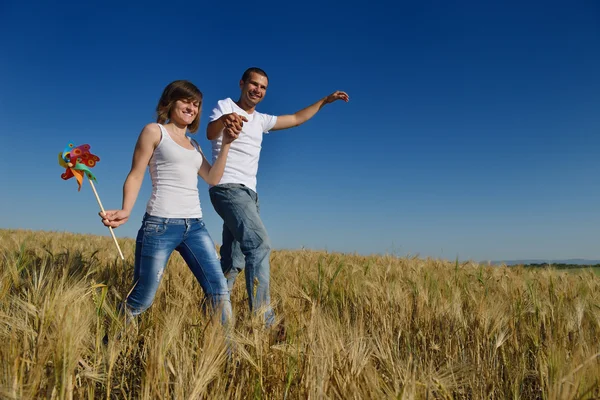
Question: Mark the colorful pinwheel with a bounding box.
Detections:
[58,142,124,260]
[58,143,100,191]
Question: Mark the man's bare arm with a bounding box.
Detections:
[272,91,349,131]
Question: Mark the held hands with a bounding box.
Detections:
[99,210,130,229]
[222,131,238,145]
[324,91,350,104]
[221,113,247,143]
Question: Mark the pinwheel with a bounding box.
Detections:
[58,143,99,191]
[59,142,124,260]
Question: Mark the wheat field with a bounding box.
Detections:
[0,228,599,399]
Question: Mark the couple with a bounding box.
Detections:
[101,67,349,329]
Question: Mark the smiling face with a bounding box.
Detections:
[239,72,268,110]
[169,98,200,127]
[156,80,203,132]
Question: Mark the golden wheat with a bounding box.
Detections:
[0,228,599,399]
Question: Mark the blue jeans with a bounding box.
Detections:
[209,184,275,327]
[125,213,232,325]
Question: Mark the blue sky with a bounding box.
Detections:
[1,1,598,261]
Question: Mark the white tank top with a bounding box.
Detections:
[145,124,204,218]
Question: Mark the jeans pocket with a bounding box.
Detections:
[143,221,167,236]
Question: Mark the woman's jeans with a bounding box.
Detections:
[124,213,232,325]
[209,184,275,327]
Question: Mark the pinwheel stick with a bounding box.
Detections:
[87,178,125,260]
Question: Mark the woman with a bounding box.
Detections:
[101,80,235,324]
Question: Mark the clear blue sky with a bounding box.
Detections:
[1,1,598,261]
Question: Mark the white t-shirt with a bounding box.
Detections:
[209,98,277,193]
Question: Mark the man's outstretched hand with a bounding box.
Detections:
[324,91,350,104]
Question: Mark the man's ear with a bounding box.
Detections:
[239,79,244,89]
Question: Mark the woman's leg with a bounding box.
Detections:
[177,219,232,326]
[125,215,180,315]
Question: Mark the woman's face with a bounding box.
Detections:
[170,98,200,126]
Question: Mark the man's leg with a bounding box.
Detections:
[219,222,245,291]
[209,184,275,326]
[251,192,275,327]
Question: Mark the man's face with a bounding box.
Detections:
[240,72,268,107]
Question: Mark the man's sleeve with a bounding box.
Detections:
[209,99,228,123]
[262,114,278,133]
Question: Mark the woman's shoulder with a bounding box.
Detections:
[142,122,162,133]
[137,123,163,144]
[140,123,163,136]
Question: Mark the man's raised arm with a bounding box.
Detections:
[271,91,349,131]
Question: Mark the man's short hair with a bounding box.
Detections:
[241,67,269,83]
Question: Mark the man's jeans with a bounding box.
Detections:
[209,184,275,327]
[125,213,232,325]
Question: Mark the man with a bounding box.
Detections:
[207,67,349,328]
